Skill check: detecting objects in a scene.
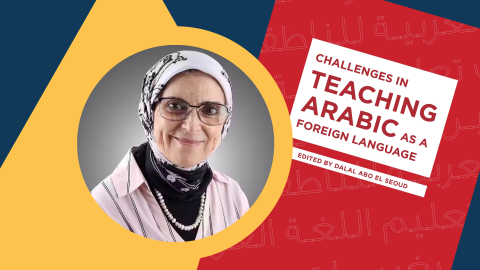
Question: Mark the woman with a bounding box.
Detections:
[91,50,249,242]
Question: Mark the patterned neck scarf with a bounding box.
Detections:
[138,50,233,196]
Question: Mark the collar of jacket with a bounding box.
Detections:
[110,146,228,198]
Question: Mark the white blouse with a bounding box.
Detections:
[91,147,250,241]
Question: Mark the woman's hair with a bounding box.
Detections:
[181,69,204,76]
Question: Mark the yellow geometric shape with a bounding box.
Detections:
[0,1,292,269]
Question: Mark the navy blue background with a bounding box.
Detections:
[388,0,480,29]
[1,0,477,268]
[0,1,95,167]
[163,0,275,58]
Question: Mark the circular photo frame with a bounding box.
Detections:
[75,27,292,264]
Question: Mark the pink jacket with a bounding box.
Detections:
[91,147,250,241]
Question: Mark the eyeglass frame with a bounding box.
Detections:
[153,97,232,126]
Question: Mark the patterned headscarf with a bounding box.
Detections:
[138,50,233,194]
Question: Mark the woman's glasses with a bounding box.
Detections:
[154,97,231,126]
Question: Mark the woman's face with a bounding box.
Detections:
[153,72,226,168]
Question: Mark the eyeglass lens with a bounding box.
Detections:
[158,98,229,125]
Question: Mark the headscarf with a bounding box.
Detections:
[138,50,233,197]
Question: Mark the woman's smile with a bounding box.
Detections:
[172,136,205,146]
